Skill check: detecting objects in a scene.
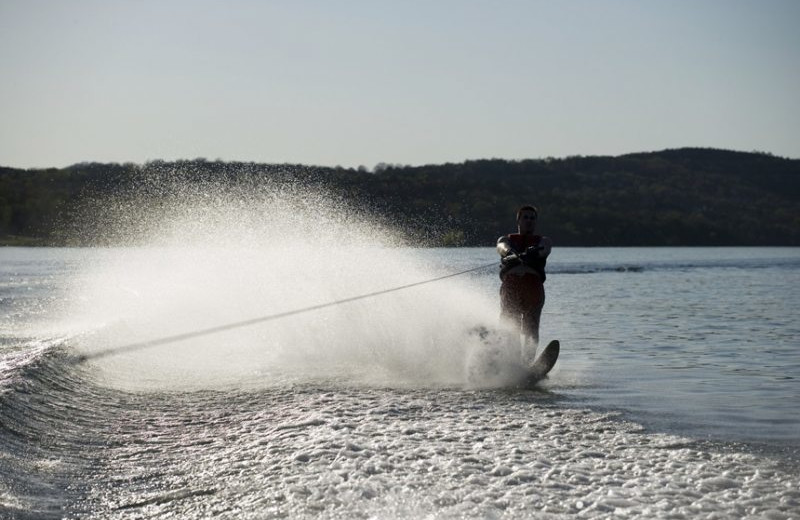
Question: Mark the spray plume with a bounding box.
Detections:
[55,164,518,390]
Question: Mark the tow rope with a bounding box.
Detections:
[73,261,498,363]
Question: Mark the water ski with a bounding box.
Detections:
[522,339,559,387]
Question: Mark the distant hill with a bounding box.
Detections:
[1,148,798,246]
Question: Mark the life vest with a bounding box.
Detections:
[501,233,547,282]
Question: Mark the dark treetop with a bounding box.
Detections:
[2,148,798,247]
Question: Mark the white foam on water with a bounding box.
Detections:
[69,388,800,519]
[53,174,521,390]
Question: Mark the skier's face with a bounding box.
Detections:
[517,210,537,235]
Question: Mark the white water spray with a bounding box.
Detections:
[56,173,521,390]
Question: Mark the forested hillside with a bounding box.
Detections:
[1,148,798,246]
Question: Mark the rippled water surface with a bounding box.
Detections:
[1,246,799,519]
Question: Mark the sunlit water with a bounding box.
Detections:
[2,246,799,519]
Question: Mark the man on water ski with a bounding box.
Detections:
[497,205,552,363]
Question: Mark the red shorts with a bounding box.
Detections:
[500,273,545,340]
[500,273,544,314]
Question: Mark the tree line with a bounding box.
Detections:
[1,148,798,246]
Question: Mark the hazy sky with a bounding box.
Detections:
[1,0,798,169]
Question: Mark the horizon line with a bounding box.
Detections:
[1,146,796,172]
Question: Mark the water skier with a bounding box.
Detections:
[496,205,552,363]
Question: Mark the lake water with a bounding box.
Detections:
[1,246,798,519]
